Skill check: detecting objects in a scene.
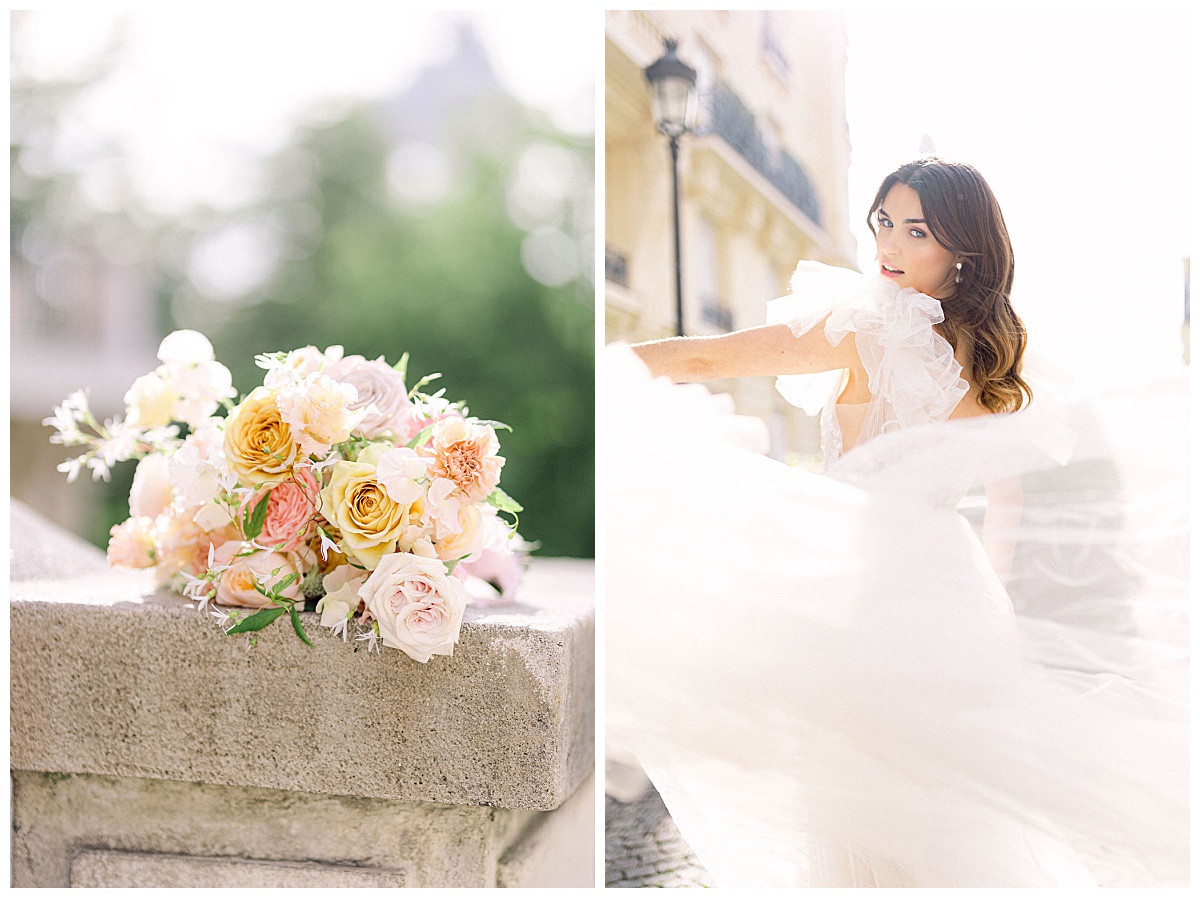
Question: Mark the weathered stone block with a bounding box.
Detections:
[9,502,596,886]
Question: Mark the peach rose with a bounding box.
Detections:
[211,541,302,609]
[224,387,300,487]
[247,466,319,552]
[358,552,467,662]
[319,450,428,570]
[432,502,488,564]
[107,516,156,569]
[428,419,504,502]
[153,505,235,586]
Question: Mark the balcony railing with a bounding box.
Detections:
[697,81,822,227]
[605,245,629,287]
[700,294,733,332]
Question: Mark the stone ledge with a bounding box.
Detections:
[69,851,410,888]
[9,502,595,811]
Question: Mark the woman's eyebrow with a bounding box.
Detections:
[879,206,925,224]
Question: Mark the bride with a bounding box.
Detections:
[604,157,1189,887]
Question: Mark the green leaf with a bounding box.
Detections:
[486,487,523,514]
[392,351,409,381]
[405,423,435,450]
[243,490,271,540]
[272,572,299,594]
[226,606,287,634]
[289,603,316,647]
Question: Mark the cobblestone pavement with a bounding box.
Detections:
[605,787,715,888]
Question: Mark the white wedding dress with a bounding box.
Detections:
[604,264,1189,887]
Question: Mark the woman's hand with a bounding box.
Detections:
[631,320,859,384]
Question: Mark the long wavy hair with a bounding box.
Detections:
[867,157,1032,413]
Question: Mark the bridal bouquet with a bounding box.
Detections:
[45,330,525,662]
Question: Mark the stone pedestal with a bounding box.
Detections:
[9,502,595,887]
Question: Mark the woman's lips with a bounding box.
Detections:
[880,263,904,278]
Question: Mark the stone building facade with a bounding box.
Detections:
[605,10,856,464]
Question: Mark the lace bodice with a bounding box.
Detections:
[766,261,969,468]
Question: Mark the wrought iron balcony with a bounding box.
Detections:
[700,293,733,332]
[605,245,629,287]
[697,81,822,227]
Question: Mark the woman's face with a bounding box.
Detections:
[873,183,958,298]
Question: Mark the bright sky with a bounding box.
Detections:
[14,9,596,214]
[844,9,1192,390]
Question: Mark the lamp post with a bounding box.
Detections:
[644,38,697,337]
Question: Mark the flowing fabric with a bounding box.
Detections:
[604,266,1189,887]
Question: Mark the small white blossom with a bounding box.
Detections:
[356,626,381,653]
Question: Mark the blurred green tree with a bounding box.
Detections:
[166,95,595,557]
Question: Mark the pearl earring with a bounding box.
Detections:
[954,261,963,284]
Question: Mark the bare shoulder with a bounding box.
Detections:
[948,391,995,419]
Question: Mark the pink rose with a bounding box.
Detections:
[211,541,302,609]
[107,516,156,569]
[247,466,319,552]
[358,552,467,662]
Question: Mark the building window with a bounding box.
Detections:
[762,12,789,80]
[694,215,731,332]
[605,244,629,287]
[691,42,718,135]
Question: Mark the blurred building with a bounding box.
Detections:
[605,10,856,464]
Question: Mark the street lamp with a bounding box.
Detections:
[644,38,697,337]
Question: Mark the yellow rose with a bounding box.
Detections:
[224,387,300,487]
[320,458,423,570]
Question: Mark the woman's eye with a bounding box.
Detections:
[909,228,926,238]
[877,216,892,228]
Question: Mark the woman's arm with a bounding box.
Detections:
[632,321,858,384]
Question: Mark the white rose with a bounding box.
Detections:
[157,329,215,366]
[325,354,414,439]
[129,453,174,519]
[358,552,467,663]
[124,371,175,428]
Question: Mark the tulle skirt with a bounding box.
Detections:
[604,345,1189,887]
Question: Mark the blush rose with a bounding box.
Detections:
[358,552,467,663]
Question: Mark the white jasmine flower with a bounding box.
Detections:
[356,627,381,653]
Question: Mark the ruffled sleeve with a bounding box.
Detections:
[765,261,969,445]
